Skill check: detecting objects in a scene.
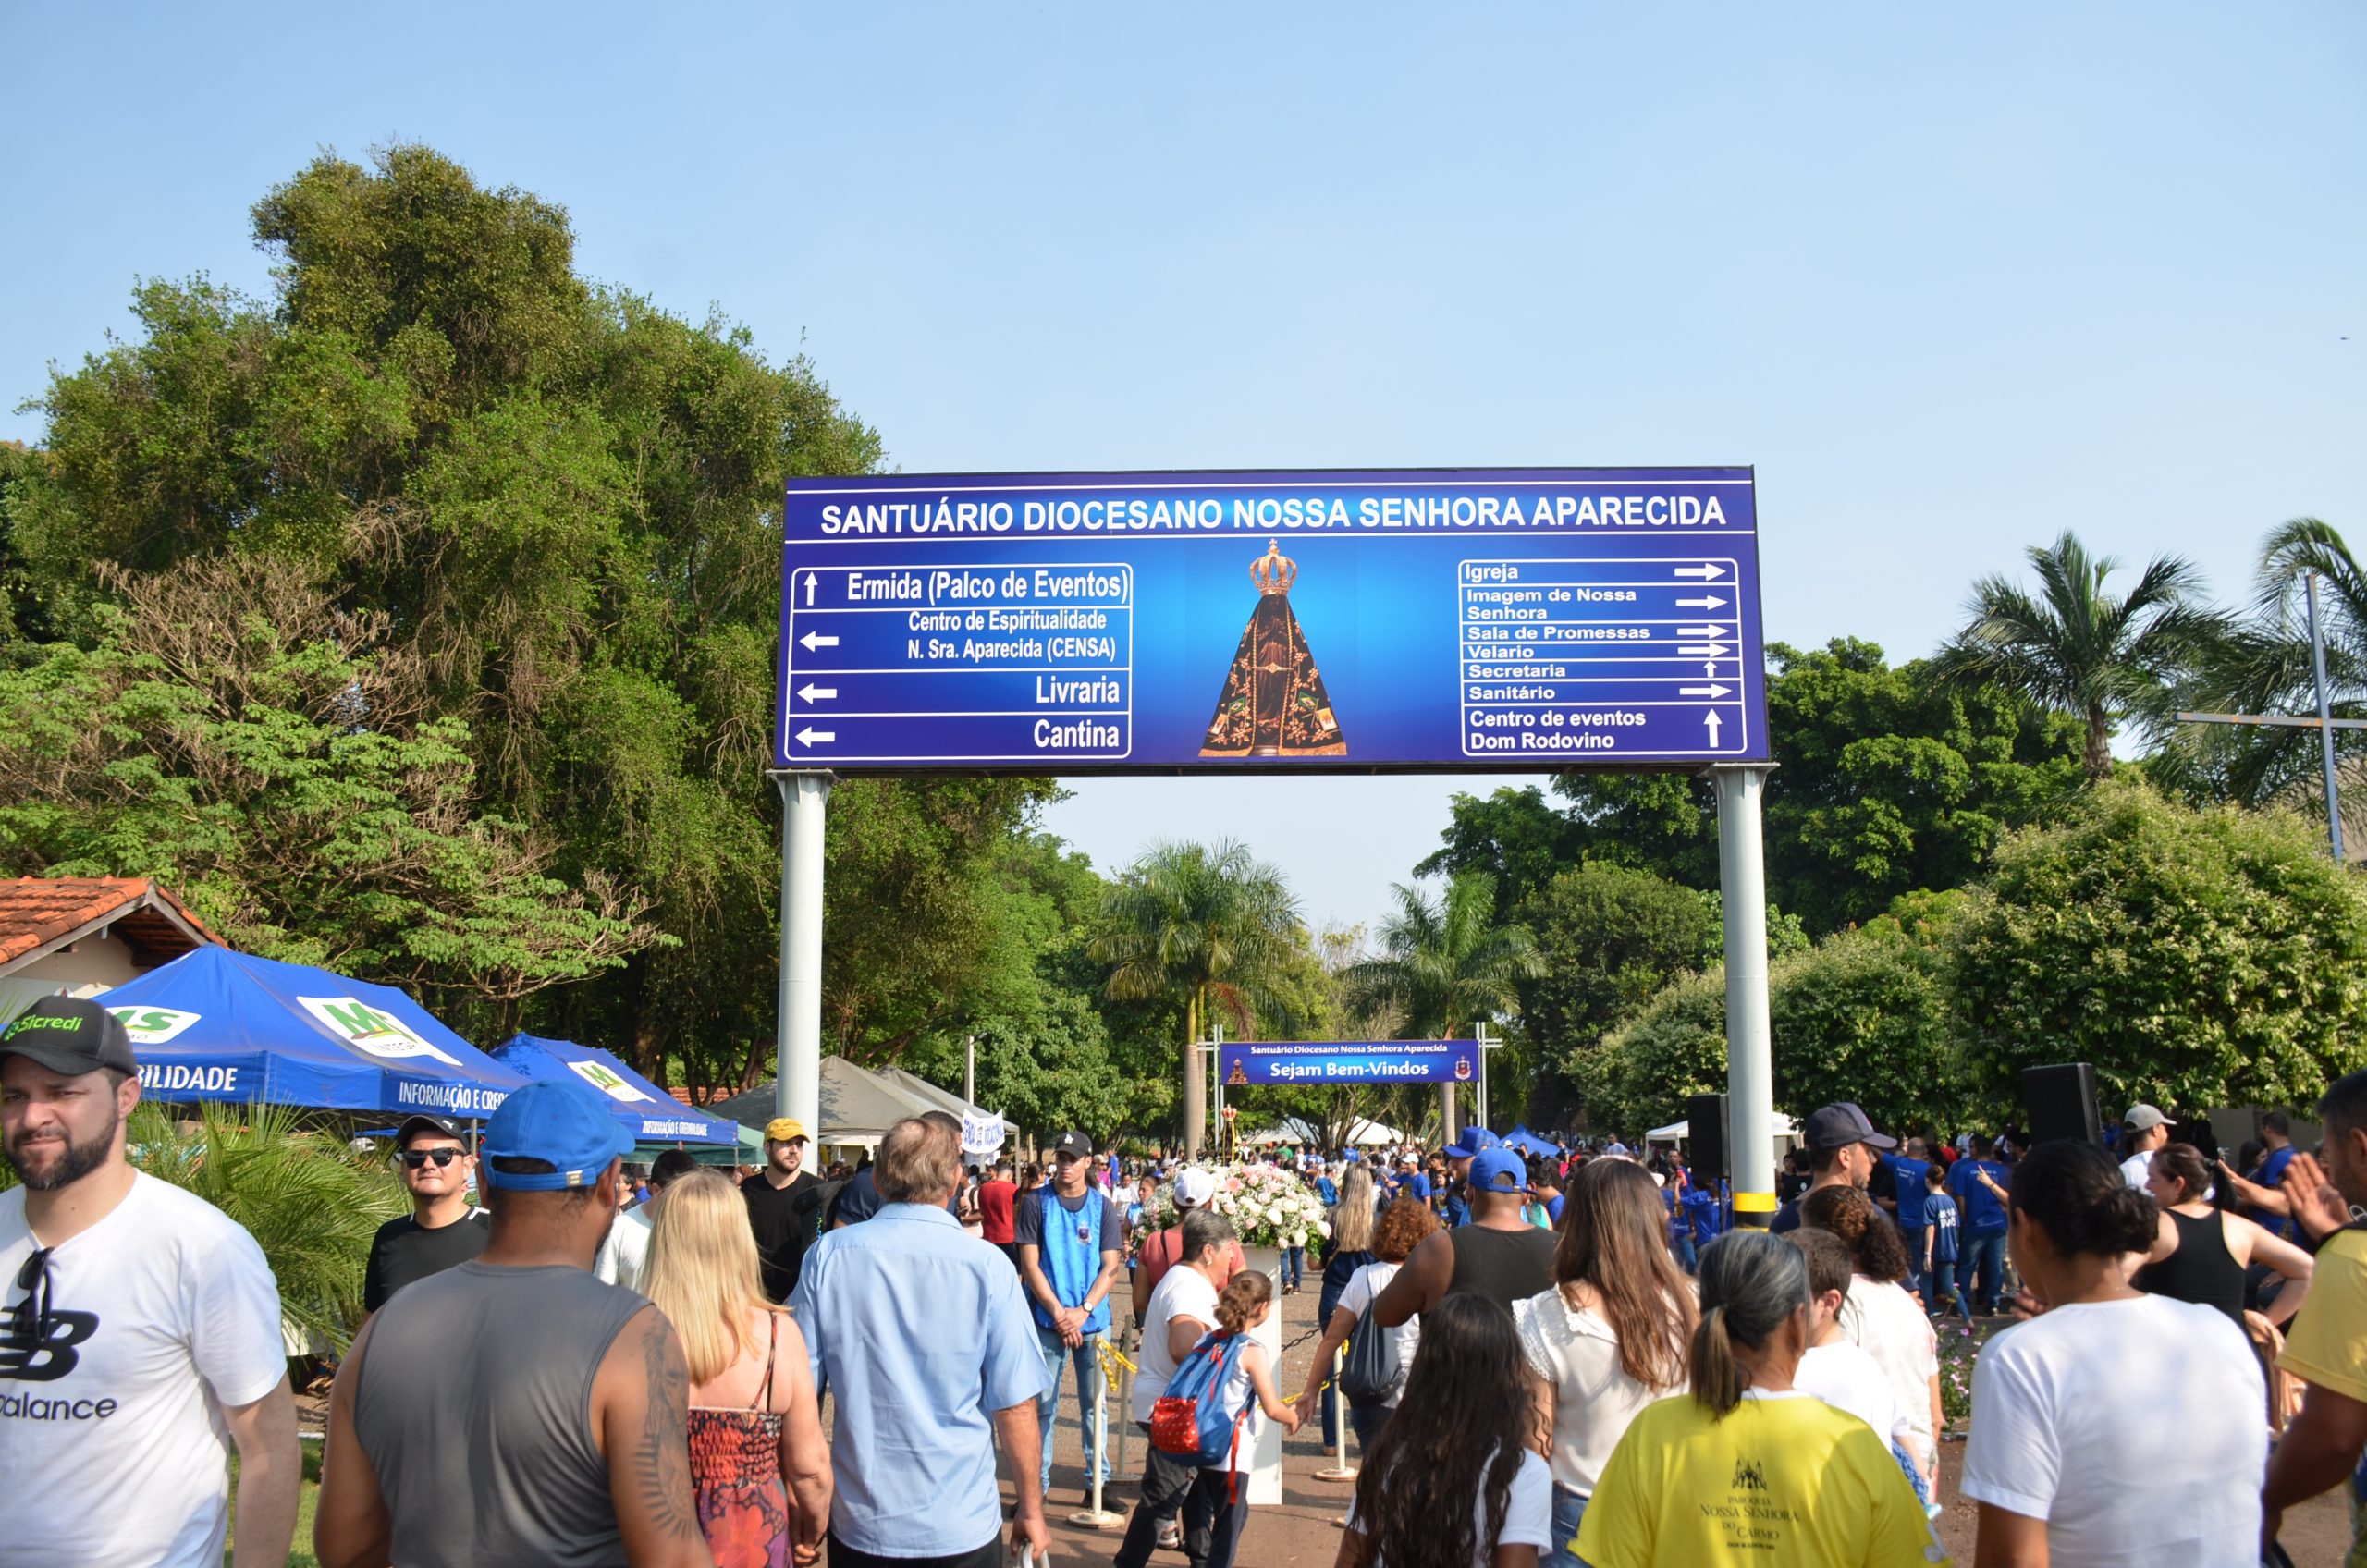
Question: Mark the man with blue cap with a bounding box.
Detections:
[1372,1145,1559,1322]
[316,1079,711,1568]
[1441,1124,1501,1228]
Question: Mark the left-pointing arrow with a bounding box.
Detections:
[794,727,836,745]
[796,684,838,703]
[799,631,840,651]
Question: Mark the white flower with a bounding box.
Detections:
[1315,1219,1332,1239]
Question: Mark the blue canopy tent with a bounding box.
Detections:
[99,946,523,1116]
[491,1035,739,1145]
[1502,1125,1562,1158]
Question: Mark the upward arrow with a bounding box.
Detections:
[802,572,817,606]
[1704,710,1723,746]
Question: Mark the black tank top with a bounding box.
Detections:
[1445,1224,1558,1311]
[2133,1207,2246,1325]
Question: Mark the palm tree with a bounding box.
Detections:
[1932,531,2224,781]
[1090,839,1301,1157]
[2169,518,2367,809]
[1349,873,1544,1040]
[126,1101,409,1349]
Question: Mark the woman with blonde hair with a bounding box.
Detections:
[640,1170,833,1568]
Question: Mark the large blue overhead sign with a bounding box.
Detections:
[777,468,1766,771]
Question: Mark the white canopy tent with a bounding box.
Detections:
[1646,1111,1799,1150]
[1240,1116,1404,1149]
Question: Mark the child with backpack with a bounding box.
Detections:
[1129,1270,1300,1568]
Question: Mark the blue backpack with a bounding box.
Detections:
[1150,1329,1255,1473]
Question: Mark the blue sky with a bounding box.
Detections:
[6,4,2361,934]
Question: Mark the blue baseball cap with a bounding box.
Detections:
[1470,1146,1527,1194]
[479,1080,635,1191]
[1444,1126,1500,1160]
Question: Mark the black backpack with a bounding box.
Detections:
[1337,1296,1399,1403]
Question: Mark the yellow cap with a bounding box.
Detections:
[765,1118,809,1144]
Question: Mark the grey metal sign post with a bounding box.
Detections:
[773,772,831,1133]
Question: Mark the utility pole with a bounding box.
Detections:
[2308,570,2347,864]
[771,772,830,1133]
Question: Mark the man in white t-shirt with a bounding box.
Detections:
[594,1146,698,1287]
[2117,1104,2171,1188]
[0,996,298,1568]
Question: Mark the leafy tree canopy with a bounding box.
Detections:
[1953,781,2367,1113]
[1425,639,2083,935]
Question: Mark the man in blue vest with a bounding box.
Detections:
[1016,1129,1127,1502]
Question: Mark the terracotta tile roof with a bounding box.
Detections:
[0,877,223,974]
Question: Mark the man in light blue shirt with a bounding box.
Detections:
[793,1113,1049,1568]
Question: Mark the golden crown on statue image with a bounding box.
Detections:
[1251,539,1298,595]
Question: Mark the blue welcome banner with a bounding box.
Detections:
[1220,1039,1479,1085]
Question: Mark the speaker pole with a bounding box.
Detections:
[1713,766,1778,1228]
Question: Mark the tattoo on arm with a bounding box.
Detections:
[628,1312,704,1545]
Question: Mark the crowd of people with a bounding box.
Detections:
[5,986,2367,1567]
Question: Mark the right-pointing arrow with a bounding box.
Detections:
[1674,595,1728,609]
[1680,684,1734,698]
[1674,564,1726,580]
[793,727,836,746]
[1677,643,1731,657]
[1675,624,1725,638]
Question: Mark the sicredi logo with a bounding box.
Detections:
[296,997,460,1067]
[567,1059,651,1103]
[108,1006,202,1045]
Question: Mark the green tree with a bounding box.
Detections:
[1953,782,2367,1110]
[1585,969,1730,1138]
[1932,531,2223,782]
[3,146,1012,1098]
[2166,517,2367,813]
[1425,641,2082,934]
[1768,916,1970,1136]
[125,1102,407,1349]
[1090,839,1303,1157]
[0,556,656,1023]
[1349,873,1545,1040]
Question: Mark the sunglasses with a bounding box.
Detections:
[399,1148,463,1170]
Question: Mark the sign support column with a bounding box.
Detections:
[773,771,831,1134]
[1713,765,1776,1227]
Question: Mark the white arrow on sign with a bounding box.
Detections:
[1676,624,1725,638]
[794,727,836,746]
[799,631,840,651]
[1703,662,1719,677]
[796,684,838,703]
[1704,710,1723,746]
[1677,643,1731,657]
[1680,684,1734,697]
[1674,564,1726,580]
[1674,595,1727,610]
[802,572,817,606]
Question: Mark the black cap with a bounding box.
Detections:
[395,1114,466,1148]
[0,996,137,1077]
[1804,1102,1897,1153]
[1050,1130,1094,1159]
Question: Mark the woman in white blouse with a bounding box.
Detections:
[1512,1158,1696,1568]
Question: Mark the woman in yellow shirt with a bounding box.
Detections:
[1573,1231,1947,1568]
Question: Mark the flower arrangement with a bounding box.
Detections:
[1208,1162,1332,1250]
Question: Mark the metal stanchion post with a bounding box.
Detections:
[1314,1344,1357,1483]
[1070,1341,1125,1529]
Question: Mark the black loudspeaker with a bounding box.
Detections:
[2020,1063,2103,1146]
[1687,1093,1729,1189]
